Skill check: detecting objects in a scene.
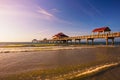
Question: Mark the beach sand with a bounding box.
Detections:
[0,46,120,80]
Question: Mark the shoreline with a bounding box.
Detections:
[0,46,120,80]
[70,62,120,80]
[0,45,119,53]
[54,62,120,80]
[1,62,120,80]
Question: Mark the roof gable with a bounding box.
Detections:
[92,27,111,32]
[53,32,68,38]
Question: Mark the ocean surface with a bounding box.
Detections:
[0,43,120,80]
[0,41,120,46]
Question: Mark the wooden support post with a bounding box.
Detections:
[54,41,56,44]
[70,40,72,44]
[92,39,94,45]
[58,40,60,44]
[67,40,72,44]
[60,40,63,44]
[66,40,68,44]
[55,41,57,44]
[59,40,61,44]
[112,38,114,45]
[74,39,76,44]
[50,41,52,44]
[48,41,49,44]
[53,41,55,44]
[63,40,67,44]
[56,40,57,44]
[106,38,108,45]
[79,39,81,44]
[86,39,88,45]
[61,41,62,44]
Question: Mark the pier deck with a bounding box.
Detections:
[40,32,120,45]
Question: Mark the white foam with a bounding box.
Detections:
[0,46,95,53]
[75,63,118,77]
[52,62,119,80]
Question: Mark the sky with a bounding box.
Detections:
[0,0,120,42]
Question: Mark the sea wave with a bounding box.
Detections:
[0,46,95,53]
[52,62,120,80]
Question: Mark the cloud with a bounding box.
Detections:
[50,8,60,13]
[36,6,59,21]
[0,2,72,25]
[36,6,72,24]
[37,7,54,17]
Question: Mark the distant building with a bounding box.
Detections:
[43,38,47,41]
[52,32,69,39]
[92,27,111,34]
[32,39,38,43]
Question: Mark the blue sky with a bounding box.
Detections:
[0,0,120,42]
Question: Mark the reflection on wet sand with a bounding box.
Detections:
[0,46,120,79]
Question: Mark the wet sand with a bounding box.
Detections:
[86,66,120,80]
[0,46,120,79]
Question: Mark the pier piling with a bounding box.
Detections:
[38,32,120,45]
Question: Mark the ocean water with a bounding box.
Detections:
[0,42,32,46]
[0,47,120,80]
[0,41,120,46]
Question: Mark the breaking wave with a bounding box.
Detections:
[0,46,94,53]
[51,62,120,80]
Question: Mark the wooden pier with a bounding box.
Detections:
[40,32,120,45]
[33,27,120,45]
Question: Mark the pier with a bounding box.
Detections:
[47,32,120,45]
[33,27,120,45]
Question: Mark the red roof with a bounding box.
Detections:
[53,32,68,37]
[92,27,111,32]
